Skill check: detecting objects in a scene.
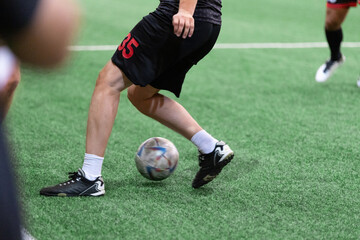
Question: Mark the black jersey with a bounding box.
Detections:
[0,0,39,38]
[157,0,222,25]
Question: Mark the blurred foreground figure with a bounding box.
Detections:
[0,0,80,239]
[0,49,20,120]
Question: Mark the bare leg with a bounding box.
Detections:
[127,84,235,189]
[0,64,20,119]
[315,7,350,82]
[127,84,202,140]
[325,7,349,31]
[86,61,132,157]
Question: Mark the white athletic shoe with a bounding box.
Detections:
[315,55,345,83]
[357,76,360,88]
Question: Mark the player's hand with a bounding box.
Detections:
[172,10,194,39]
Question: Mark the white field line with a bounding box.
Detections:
[68,42,360,51]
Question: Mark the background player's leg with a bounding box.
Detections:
[0,64,20,119]
[85,60,132,158]
[127,84,202,140]
[325,7,349,30]
[315,7,349,82]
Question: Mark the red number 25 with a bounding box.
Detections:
[118,33,139,59]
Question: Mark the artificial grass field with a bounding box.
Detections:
[6,0,360,239]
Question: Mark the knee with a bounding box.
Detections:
[95,66,124,94]
[95,69,108,88]
[325,17,342,31]
[324,9,346,30]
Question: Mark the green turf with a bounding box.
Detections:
[5,0,360,239]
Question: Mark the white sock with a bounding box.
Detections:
[191,130,218,154]
[82,153,104,181]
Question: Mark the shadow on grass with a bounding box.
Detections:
[105,156,260,194]
[106,179,167,190]
[238,157,260,175]
[136,181,167,188]
[190,187,214,196]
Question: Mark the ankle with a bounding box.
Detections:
[82,153,104,181]
[191,130,218,154]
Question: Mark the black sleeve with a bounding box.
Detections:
[0,0,40,39]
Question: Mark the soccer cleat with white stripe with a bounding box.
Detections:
[315,55,345,82]
[192,141,234,189]
[40,169,105,197]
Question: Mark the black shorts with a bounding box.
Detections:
[327,0,359,8]
[111,11,221,97]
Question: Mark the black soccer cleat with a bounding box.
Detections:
[40,169,105,197]
[192,141,234,189]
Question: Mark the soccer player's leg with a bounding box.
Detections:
[127,84,202,140]
[40,61,132,197]
[86,60,132,157]
[40,11,161,196]
[127,85,234,188]
[127,22,234,188]
[315,4,349,82]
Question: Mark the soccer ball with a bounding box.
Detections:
[135,137,179,181]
